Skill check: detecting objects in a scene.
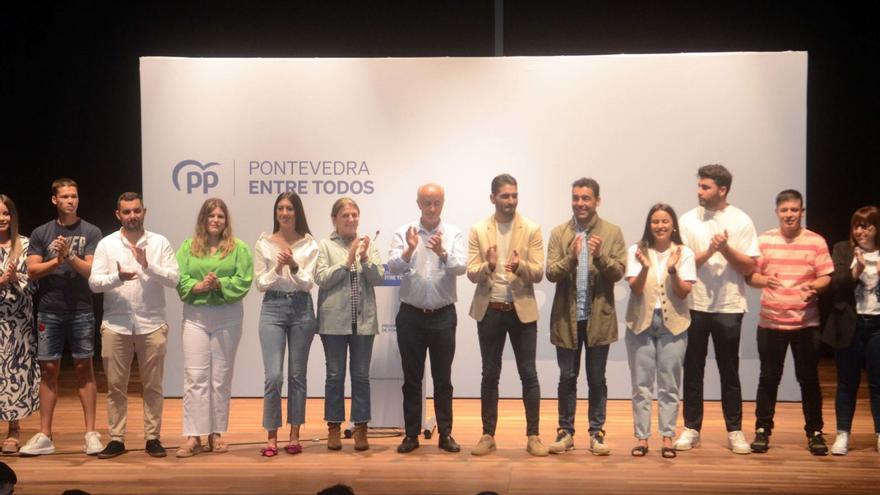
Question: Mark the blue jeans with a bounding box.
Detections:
[320,326,375,424]
[625,310,688,439]
[556,320,609,436]
[259,291,317,430]
[835,314,880,433]
[37,311,95,360]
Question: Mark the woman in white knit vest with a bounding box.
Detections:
[624,203,696,458]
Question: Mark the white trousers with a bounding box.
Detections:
[181,303,243,437]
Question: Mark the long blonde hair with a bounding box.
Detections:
[0,194,21,264]
[190,198,235,257]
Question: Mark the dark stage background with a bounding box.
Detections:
[3,0,878,246]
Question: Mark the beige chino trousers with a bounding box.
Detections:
[101,324,168,442]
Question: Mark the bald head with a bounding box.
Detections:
[417,183,445,230]
[417,183,444,200]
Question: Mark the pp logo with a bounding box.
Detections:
[172,160,220,194]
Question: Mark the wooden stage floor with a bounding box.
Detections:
[4,394,880,494]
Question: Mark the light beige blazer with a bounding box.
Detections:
[466,213,544,323]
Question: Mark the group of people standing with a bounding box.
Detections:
[0,164,877,462]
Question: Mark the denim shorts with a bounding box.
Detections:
[37,311,96,361]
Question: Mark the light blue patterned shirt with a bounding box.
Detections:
[575,219,591,321]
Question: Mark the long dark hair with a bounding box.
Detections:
[0,194,21,262]
[637,203,683,253]
[272,192,311,236]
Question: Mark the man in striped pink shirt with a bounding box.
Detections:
[747,189,832,456]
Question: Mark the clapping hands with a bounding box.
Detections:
[0,263,18,286]
[193,271,219,293]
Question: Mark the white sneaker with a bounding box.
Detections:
[18,432,56,457]
[673,428,701,451]
[84,431,104,455]
[831,431,849,456]
[728,430,751,455]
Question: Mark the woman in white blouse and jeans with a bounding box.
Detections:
[253,192,319,457]
[624,203,696,458]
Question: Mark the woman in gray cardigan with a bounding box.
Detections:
[315,197,384,452]
[624,204,696,458]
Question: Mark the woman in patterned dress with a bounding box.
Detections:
[0,194,38,454]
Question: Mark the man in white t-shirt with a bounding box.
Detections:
[673,164,760,455]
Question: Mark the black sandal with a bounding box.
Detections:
[661,446,677,458]
[631,445,649,457]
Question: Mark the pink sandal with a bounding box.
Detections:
[285,444,303,455]
[260,446,279,457]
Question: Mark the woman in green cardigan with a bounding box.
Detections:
[175,198,253,457]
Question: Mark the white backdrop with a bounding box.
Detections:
[141,52,807,401]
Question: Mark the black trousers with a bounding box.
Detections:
[755,326,823,435]
[477,307,540,436]
[395,302,457,438]
[682,310,744,432]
